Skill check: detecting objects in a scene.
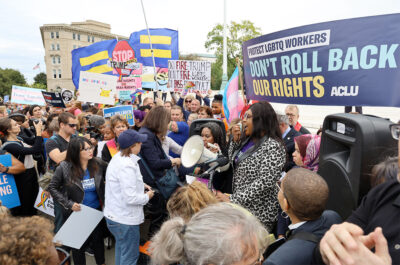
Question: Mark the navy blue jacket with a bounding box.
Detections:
[264,210,342,265]
[138,127,172,187]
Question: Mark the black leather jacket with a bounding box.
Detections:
[48,158,107,212]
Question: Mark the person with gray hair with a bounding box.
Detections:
[276,110,301,172]
[150,202,269,265]
[285,105,310,135]
[88,115,105,130]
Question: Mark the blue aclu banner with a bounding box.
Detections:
[0,154,20,209]
[242,14,400,107]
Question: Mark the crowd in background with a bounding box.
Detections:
[0,89,398,265]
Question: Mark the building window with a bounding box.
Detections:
[52,57,56,64]
[51,44,55,50]
[51,32,54,39]
[78,34,80,41]
[88,35,90,42]
[73,33,76,40]
[56,32,59,39]
[92,36,95,43]
[57,44,60,50]
[58,69,62,78]
[53,69,57,79]
[57,56,61,64]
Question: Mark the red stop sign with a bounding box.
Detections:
[112,40,135,76]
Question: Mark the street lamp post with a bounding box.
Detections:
[220,0,228,91]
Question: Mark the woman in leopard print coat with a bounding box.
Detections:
[217,102,286,232]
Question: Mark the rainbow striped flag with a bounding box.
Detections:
[222,67,244,123]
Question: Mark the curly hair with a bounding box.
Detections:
[167,181,218,221]
[0,215,55,265]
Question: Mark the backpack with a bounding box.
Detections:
[38,135,60,190]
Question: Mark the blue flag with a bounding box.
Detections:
[129,28,179,68]
[72,39,117,89]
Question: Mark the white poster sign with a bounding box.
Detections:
[53,205,103,249]
[34,187,55,217]
[168,60,211,95]
[77,71,117,105]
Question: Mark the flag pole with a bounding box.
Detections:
[140,0,158,92]
[236,57,246,104]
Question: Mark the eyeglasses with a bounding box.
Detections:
[68,123,77,128]
[82,146,94,152]
[286,113,296,117]
[56,247,71,265]
[185,100,192,103]
[390,124,400,140]
[276,180,290,206]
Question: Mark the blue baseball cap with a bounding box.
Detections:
[117,129,148,149]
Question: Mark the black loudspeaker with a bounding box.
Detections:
[318,113,397,220]
[189,118,226,140]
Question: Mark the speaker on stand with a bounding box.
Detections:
[318,113,397,219]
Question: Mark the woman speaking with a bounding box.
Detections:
[216,102,286,232]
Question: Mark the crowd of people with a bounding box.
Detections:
[0,90,398,265]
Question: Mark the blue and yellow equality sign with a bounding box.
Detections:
[242,14,400,107]
[72,28,178,89]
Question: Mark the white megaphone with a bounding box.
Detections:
[181,135,229,172]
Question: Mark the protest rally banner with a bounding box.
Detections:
[11,85,46,106]
[72,28,178,89]
[168,60,211,94]
[41,91,66,108]
[142,66,168,91]
[34,187,55,217]
[103,105,134,126]
[117,76,142,100]
[3,95,9,103]
[242,14,400,107]
[61,89,74,103]
[78,71,117,105]
[0,154,20,209]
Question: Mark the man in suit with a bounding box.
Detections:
[277,111,301,172]
[263,168,342,265]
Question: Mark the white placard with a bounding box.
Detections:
[168,60,211,95]
[78,71,117,105]
[34,187,55,217]
[53,205,103,249]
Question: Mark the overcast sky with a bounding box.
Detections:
[1,0,399,83]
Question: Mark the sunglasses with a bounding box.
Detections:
[56,247,71,265]
[390,124,400,140]
[185,100,192,103]
[68,123,77,128]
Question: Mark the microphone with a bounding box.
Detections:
[202,155,229,175]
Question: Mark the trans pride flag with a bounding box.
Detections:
[223,67,244,123]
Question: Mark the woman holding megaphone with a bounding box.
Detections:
[215,102,286,232]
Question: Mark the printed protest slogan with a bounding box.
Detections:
[103,106,134,126]
[78,72,117,105]
[0,155,20,208]
[242,14,400,107]
[11,85,46,106]
[168,60,211,94]
[42,91,66,108]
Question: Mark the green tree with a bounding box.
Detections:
[33,72,47,88]
[0,68,27,96]
[205,20,261,89]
